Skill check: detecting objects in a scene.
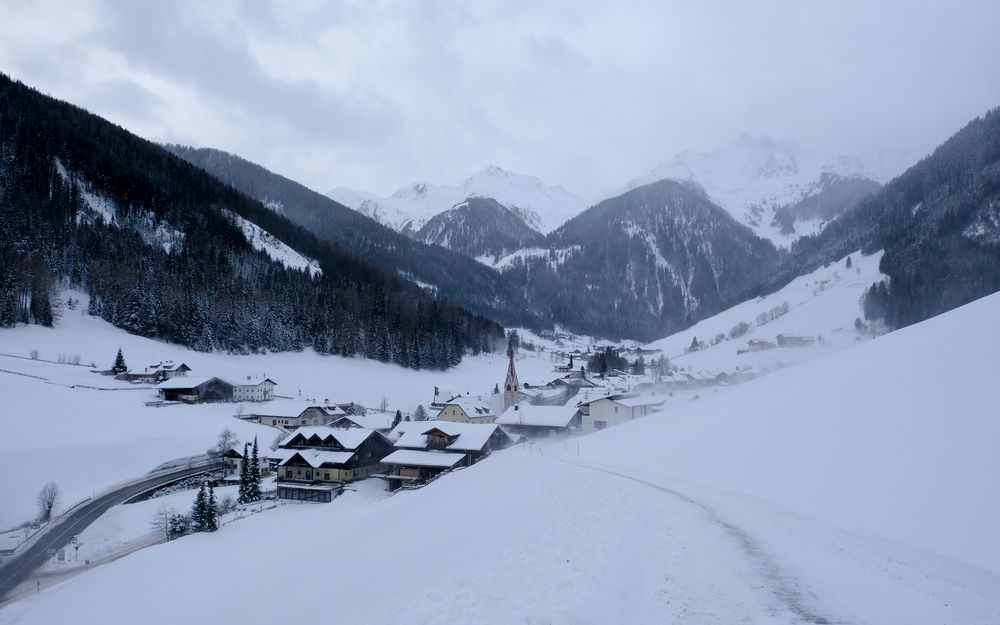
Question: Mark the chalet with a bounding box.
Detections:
[233,377,276,402]
[436,395,497,424]
[222,444,272,478]
[156,376,233,403]
[382,421,513,489]
[496,404,581,438]
[250,404,346,429]
[276,427,395,502]
[577,394,666,432]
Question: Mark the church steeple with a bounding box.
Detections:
[503,348,519,410]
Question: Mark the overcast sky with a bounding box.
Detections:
[2,0,999,198]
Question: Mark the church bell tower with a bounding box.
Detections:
[503,349,519,411]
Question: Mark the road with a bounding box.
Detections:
[0,460,220,601]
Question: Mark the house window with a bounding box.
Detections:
[323,472,330,481]
[594,420,607,431]
[614,407,618,413]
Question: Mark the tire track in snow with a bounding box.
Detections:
[559,459,845,625]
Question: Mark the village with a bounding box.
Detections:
[94,326,819,507]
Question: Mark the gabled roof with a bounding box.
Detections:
[438,395,496,417]
[148,361,191,373]
[279,426,381,451]
[497,405,578,428]
[278,449,356,468]
[234,378,277,388]
[393,420,510,452]
[156,376,227,389]
[327,413,395,431]
[381,449,464,469]
[614,395,666,408]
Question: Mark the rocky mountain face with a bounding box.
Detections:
[499,180,782,341]
[415,197,545,262]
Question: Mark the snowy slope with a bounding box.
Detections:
[622,135,881,244]
[646,249,885,374]
[3,292,999,624]
[328,165,583,234]
[225,211,322,276]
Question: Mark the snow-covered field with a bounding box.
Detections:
[0,294,555,529]
[2,287,998,623]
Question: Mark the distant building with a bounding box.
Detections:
[577,394,665,432]
[222,443,272,478]
[156,376,233,403]
[121,361,191,384]
[776,334,816,347]
[232,378,276,402]
[249,404,347,429]
[496,404,581,438]
[327,413,396,432]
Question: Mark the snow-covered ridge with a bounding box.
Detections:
[225,211,322,276]
[327,164,583,235]
[618,134,880,245]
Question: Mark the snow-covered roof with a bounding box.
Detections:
[381,449,464,469]
[438,395,496,417]
[156,376,225,389]
[265,448,298,463]
[278,449,356,468]
[279,427,379,451]
[393,420,508,452]
[328,413,395,431]
[233,378,277,388]
[497,405,578,428]
[614,395,666,408]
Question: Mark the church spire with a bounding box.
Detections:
[503,348,519,411]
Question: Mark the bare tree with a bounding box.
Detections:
[37,482,60,523]
[150,504,174,541]
[207,428,237,458]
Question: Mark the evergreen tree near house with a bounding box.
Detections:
[392,410,402,429]
[687,337,700,352]
[191,483,208,532]
[206,484,219,532]
[413,404,428,421]
[246,438,262,503]
[846,255,852,269]
[111,347,127,374]
[237,442,250,504]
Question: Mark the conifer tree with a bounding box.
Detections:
[191,483,207,532]
[111,347,127,374]
[247,437,262,502]
[238,442,250,504]
[392,410,402,429]
[206,484,219,532]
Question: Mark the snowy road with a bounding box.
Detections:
[553,456,1000,625]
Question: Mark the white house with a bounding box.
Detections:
[233,377,277,402]
[577,394,666,432]
[496,404,581,438]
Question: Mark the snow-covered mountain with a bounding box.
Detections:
[415,197,545,263]
[622,134,882,243]
[327,165,584,235]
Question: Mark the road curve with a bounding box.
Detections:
[0,461,220,601]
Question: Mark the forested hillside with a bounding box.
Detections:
[164,146,543,329]
[0,74,503,367]
[751,107,1000,330]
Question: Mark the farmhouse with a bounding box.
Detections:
[122,361,192,384]
[382,420,513,489]
[327,412,396,432]
[156,376,233,403]
[232,377,276,402]
[249,404,347,429]
[496,404,581,438]
[577,394,665,432]
[275,427,394,502]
